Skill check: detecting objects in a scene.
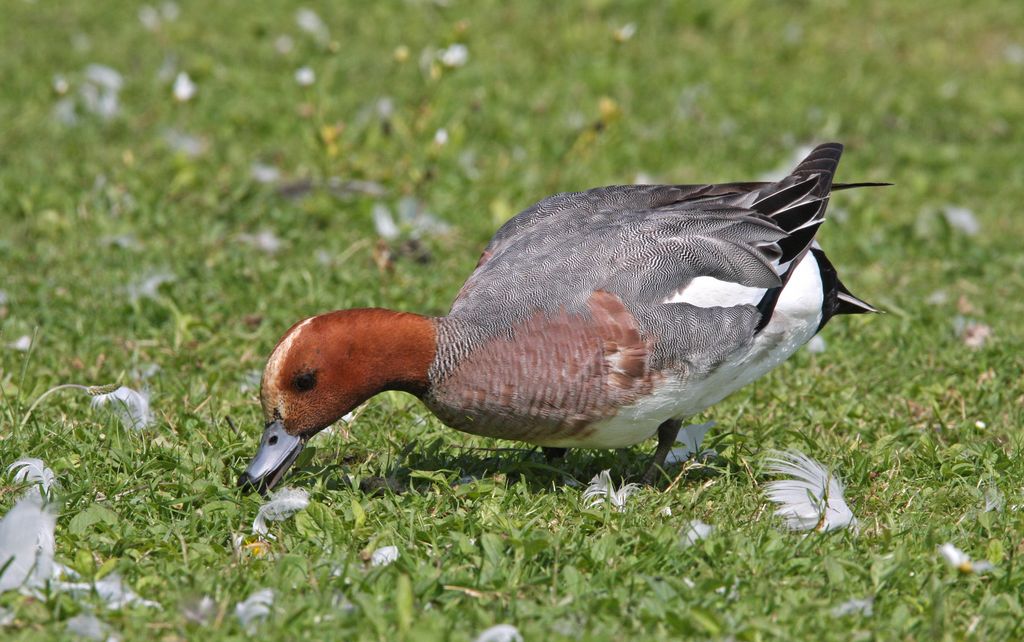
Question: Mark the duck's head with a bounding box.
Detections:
[237,309,436,494]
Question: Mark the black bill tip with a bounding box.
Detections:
[237,419,304,495]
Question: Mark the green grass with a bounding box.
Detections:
[2,0,1024,639]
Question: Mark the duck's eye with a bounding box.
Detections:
[293,371,317,392]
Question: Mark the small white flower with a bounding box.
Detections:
[764,450,856,532]
[473,624,523,642]
[370,545,399,567]
[613,23,637,42]
[252,487,309,538]
[235,588,274,631]
[806,335,827,354]
[439,43,468,67]
[433,128,449,145]
[665,420,716,465]
[173,72,196,102]
[9,335,32,352]
[294,66,316,86]
[659,506,672,517]
[8,459,57,497]
[942,205,980,236]
[831,596,874,617]
[295,8,329,43]
[975,420,987,429]
[91,386,153,430]
[582,469,638,512]
[939,543,993,574]
[680,519,714,547]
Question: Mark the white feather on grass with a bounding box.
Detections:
[938,543,993,574]
[235,588,274,632]
[370,545,399,567]
[8,458,57,497]
[582,470,639,512]
[91,386,153,430]
[831,596,874,617]
[665,421,716,465]
[252,488,309,539]
[680,519,714,548]
[764,450,857,532]
[0,492,57,593]
[54,571,161,609]
[473,624,523,642]
[65,613,113,640]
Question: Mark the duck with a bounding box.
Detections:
[238,142,880,493]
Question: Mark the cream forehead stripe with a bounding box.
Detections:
[262,317,314,410]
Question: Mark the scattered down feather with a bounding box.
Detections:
[764,450,857,532]
[680,519,715,548]
[665,421,716,465]
[474,624,524,642]
[370,545,399,567]
[582,470,639,512]
[8,458,57,497]
[91,386,153,430]
[54,569,161,609]
[235,588,274,631]
[0,492,57,593]
[252,488,309,538]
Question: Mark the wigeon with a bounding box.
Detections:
[239,143,879,492]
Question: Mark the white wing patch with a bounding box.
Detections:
[664,276,766,308]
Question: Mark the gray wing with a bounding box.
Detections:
[450,144,844,368]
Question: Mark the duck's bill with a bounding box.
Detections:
[237,420,304,495]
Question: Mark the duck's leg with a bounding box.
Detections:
[643,418,681,484]
[542,447,568,463]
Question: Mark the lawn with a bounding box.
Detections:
[2,0,1024,639]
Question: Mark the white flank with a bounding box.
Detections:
[574,254,824,450]
[91,386,153,430]
[252,487,309,538]
[370,545,399,567]
[474,624,524,642]
[235,588,274,631]
[0,493,57,593]
[582,470,638,512]
[765,450,856,532]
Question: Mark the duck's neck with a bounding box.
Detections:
[320,309,437,397]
